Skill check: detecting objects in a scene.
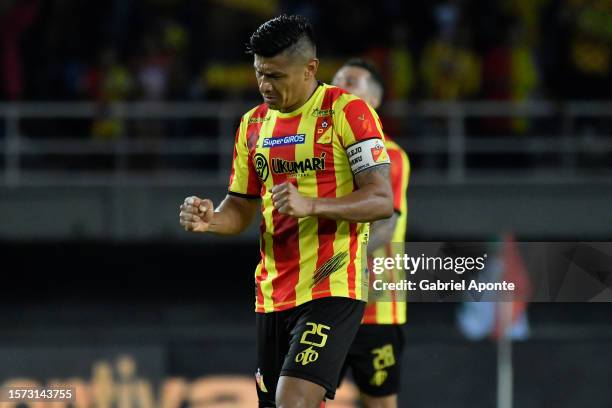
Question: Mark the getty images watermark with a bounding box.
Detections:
[370,252,519,292]
[367,242,612,302]
[366,242,530,302]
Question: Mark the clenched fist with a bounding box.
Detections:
[179,196,214,232]
[271,182,314,218]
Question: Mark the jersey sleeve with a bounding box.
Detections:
[337,98,385,147]
[228,118,261,198]
[387,144,410,214]
[336,98,390,175]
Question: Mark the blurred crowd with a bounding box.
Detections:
[1,0,611,174]
[2,0,612,104]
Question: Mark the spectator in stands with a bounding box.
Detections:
[481,19,539,135]
[90,48,134,139]
[420,24,481,101]
[0,0,39,100]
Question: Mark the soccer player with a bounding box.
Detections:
[179,15,394,408]
[332,59,410,408]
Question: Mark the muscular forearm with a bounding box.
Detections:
[310,163,393,222]
[311,185,393,222]
[207,195,258,235]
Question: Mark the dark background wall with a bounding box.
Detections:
[2,241,612,407]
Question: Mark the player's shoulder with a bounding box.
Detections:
[323,86,376,125]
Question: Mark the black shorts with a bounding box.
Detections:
[255,297,366,406]
[340,324,406,397]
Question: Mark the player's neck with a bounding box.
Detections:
[280,79,319,113]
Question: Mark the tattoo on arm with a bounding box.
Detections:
[355,163,390,188]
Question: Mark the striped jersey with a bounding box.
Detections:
[228,83,389,313]
[362,137,410,324]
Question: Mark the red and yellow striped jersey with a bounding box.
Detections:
[362,137,410,324]
[228,83,389,313]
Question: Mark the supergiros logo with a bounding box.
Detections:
[262,134,305,148]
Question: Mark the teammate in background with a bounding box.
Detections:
[179,15,393,408]
[332,59,410,408]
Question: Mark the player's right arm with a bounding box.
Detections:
[179,195,259,235]
[179,115,261,235]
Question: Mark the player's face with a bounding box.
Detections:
[254,52,316,112]
[332,66,377,108]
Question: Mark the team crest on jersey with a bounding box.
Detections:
[315,119,333,144]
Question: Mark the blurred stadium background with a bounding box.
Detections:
[1,0,611,407]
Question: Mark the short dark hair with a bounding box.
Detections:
[246,14,316,58]
[342,58,385,95]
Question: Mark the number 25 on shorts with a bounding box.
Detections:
[300,322,330,347]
